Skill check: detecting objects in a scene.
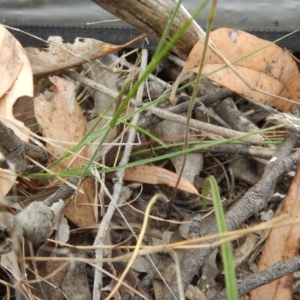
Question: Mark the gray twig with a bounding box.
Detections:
[159,133,300,299]
[43,178,79,207]
[138,88,233,129]
[0,120,48,174]
[214,255,300,300]
[147,105,264,144]
[267,112,300,134]
[92,49,148,300]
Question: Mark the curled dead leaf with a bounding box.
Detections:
[27,34,146,76]
[172,28,300,112]
[107,165,200,196]
[0,26,33,197]
[0,26,24,98]
[251,162,300,300]
[34,76,96,227]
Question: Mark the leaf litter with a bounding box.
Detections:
[0,8,300,300]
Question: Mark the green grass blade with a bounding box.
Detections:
[152,0,183,57]
[205,175,238,300]
[109,0,210,130]
[28,120,295,180]
[45,27,296,172]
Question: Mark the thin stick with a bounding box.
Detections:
[92,49,148,300]
[168,0,217,216]
[147,105,264,144]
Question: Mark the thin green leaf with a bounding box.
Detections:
[206,175,238,300]
[28,121,294,180]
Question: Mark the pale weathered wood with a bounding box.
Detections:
[92,0,200,59]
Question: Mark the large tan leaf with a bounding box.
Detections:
[27,34,146,76]
[34,76,96,227]
[172,28,300,112]
[108,165,200,196]
[0,26,24,98]
[0,26,33,197]
[250,162,300,300]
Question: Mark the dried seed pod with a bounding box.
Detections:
[16,202,54,244]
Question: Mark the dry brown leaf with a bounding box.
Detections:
[250,162,300,300]
[0,26,33,197]
[0,26,24,98]
[107,165,200,196]
[27,34,146,76]
[172,28,300,112]
[34,76,96,227]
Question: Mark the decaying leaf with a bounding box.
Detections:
[107,165,200,196]
[171,28,300,112]
[150,119,203,190]
[250,162,300,300]
[27,34,146,76]
[170,152,203,187]
[84,55,124,157]
[0,26,24,98]
[0,26,33,197]
[34,76,96,227]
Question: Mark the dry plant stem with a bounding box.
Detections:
[215,97,260,132]
[64,69,137,106]
[168,0,216,216]
[94,0,281,119]
[103,132,274,161]
[175,89,233,112]
[274,131,300,159]
[66,67,233,134]
[25,143,49,162]
[206,144,274,159]
[0,121,48,173]
[92,49,148,300]
[138,88,233,129]
[214,255,300,300]
[147,106,264,144]
[95,127,130,162]
[109,53,172,89]
[28,241,48,300]
[43,178,79,207]
[267,112,300,134]
[90,264,149,300]
[106,194,160,299]
[160,137,300,299]
[92,0,200,59]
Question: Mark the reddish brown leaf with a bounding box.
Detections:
[107,165,200,196]
[172,28,300,112]
[250,162,300,300]
[34,76,96,227]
